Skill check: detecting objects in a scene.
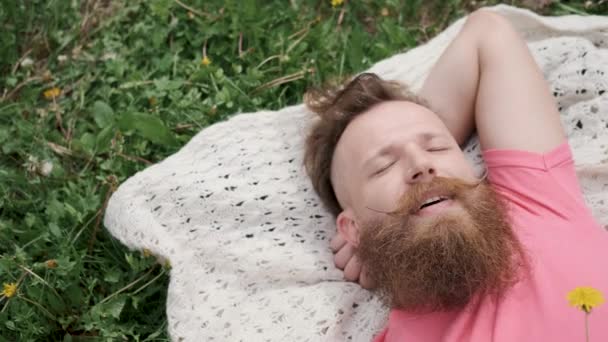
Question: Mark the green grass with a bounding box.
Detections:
[1,0,606,340]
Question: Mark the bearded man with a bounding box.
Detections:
[304,9,608,342]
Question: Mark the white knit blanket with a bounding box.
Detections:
[103,5,608,341]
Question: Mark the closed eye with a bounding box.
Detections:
[374,161,396,175]
[428,147,448,152]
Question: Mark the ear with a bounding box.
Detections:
[336,209,361,248]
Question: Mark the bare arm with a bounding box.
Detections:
[419,9,566,152]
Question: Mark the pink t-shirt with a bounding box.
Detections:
[372,142,608,342]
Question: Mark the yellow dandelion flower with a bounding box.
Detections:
[567,286,605,313]
[45,259,58,268]
[201,56,211,66]
[43,87,61,100]
[2,283,17,298]
[331,0,344,7]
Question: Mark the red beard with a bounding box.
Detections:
[356,177,527,312]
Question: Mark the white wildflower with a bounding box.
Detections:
[40,160,54,177]
[36,108,49,118]
[102,52,117,61]
[21,57,34,68]
[24,156,39,173]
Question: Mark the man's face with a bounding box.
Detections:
[332,100,477,224]
[332,101,523,311]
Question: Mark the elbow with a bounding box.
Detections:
[465,8,516,37]
[463,8,521,50]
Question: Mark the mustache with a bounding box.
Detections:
[365,176,485,217]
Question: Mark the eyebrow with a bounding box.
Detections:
[361,132,438,171]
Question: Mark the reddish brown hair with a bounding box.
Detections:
[303,73,430,217]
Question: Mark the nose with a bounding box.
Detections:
[406,146,436,183]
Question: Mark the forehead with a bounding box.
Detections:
[335,101,447,162]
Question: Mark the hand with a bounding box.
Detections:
[330,232,375,289]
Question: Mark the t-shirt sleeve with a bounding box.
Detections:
[372,329,387,342]
[481,141,589,221]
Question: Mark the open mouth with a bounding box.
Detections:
[418,196,450,210]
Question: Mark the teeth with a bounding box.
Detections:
[421,196,444,206]
[422,197,441,205]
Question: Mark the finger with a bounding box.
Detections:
[334,243,356,270]
[330,233,347,252]
[359,264,376,289]
[343,255,362,282]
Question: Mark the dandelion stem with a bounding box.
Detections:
[87,182,115,254]
[256,54,282,69]
[17,295,55,319]
[18,265,65,306]
[337,0,348,26]
[173,0,211,18]
[117,152,153,165]
[585,312,589,342]
[132,267,166,295]
[1,76,43,102]
[99,265,157,305]
[286,29,309,54]
[238,32,244,57]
